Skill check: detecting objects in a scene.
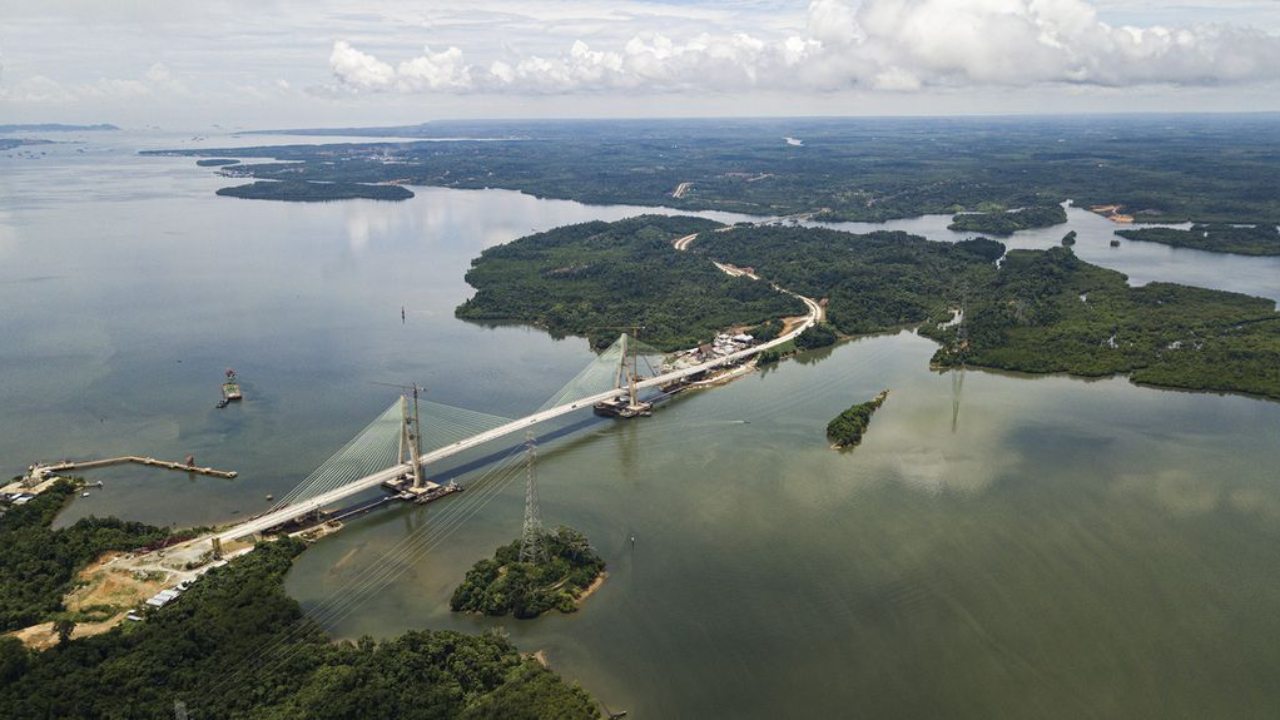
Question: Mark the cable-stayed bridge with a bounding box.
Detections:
[213,291,820,546]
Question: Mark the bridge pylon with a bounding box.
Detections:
[397,385,426,490]
[592,329,653,418]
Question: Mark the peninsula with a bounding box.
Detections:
[464,217,1280,400]
[1115,224,1280,256]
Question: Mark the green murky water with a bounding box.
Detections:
[3,133,1278,718]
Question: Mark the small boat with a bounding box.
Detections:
[81,491,91,498]
[219,368,243,408]
[265,494,274,501]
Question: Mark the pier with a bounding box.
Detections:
[23,456,239,484]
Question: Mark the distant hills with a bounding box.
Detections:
[0,123,119,133]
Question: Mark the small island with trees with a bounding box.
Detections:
[826,390,890,450]
[451,527,606,619]
[948,205,1068,236]
[196,158,239,167]
[216,180,414,202]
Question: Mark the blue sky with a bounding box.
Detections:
[1,0,1278,128]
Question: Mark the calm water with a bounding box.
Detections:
[3,132,1280,718]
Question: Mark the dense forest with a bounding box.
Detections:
[794,323,837,350]
[927,247,1280,398]
[456,215,805,350]
[0,480,175,632]
[827,391,889,449]
[693,225,1280,399]
[948,205,1067,236]
[691,226,1005,335]
[0,538,598,719]
[153,115,1280,224]
[1115,224,1280,256]
[451,527,606,619]
[216,180,413,202]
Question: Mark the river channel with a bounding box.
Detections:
[2,132,1279,718]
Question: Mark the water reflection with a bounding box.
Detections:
[4,131,1280,718]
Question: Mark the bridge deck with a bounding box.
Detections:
[217,292,820,542]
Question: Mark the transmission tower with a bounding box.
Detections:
[952,283,968,434]
[519,432,548,565]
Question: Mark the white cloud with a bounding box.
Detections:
[1,62,192,104]
[330,40,396,90]
[0,75,78,103]
[329,0,1280,95]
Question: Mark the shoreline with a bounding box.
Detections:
[575,571,608,605]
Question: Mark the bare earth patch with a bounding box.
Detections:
[66,552,169,615]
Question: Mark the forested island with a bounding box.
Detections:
[948,205,1067,236]
[451,527,606,619]
[196,158,239,167]
[1115,224,1280,256]
[827,391,889,449]
[457,215,804,350]
[0,533,598,718]
[216,180,413,202]
[149,115,1280,224]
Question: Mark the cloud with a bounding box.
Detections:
[1,62,191,104]
[329,0,1280,95]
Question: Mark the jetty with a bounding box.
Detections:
[22,456,238,484]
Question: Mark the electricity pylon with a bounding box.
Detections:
[519,431,547,565]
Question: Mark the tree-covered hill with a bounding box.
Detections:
[0,480,174,632]
[456,215,806,350]
[0,538,598,719]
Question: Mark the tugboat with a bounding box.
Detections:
[217,368,243,408]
